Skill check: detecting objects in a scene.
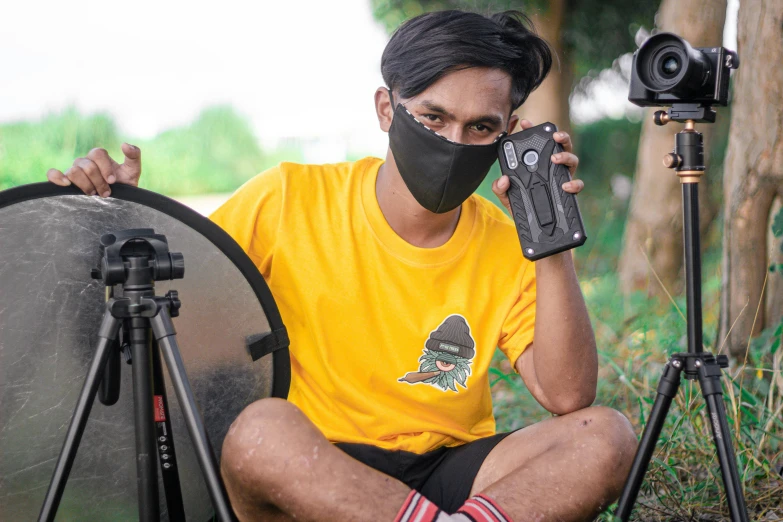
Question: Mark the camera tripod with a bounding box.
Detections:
[614,105,749,521]
[38,229,236,522]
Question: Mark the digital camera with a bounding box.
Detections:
[628,32,739,107]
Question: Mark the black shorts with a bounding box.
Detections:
[334,430,520,513]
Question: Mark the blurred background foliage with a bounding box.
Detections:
[0,106,302,195]
[1,0,782,519]
[371,0,659,82]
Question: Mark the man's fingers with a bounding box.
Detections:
[491,176,513,213]
[553,131,573,153]
[519,119,534,130]
[74,158,111,197]
[87,147,117,184]
[492,175,510,195]
[562,179,585,194]
[47,168,71,186]
[121,143,141,174]
[550,151,579,176]
[65,165,98,196]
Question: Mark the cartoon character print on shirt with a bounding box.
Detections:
[398,314,475,392]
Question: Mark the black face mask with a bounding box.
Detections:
[387,92,506,214]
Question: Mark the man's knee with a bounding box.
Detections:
[221,398,313,489]
[220,399,321,520]
[571,406,638,481]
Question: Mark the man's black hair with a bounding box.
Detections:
[381,10,554,111]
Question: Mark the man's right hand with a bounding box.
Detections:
[47,143,142,197]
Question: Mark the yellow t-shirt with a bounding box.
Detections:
[208,157,536,454]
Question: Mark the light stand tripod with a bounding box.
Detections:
[614,105,749,521]
[38,229,236,522]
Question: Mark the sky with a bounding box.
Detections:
[1,0,739,162]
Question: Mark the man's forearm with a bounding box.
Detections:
[532,251,597,411]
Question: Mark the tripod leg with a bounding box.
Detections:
[150,307,237,522]
[151,338,187,521]
[39,312,121,522]
[128,319,160,522]
[697,361,750,522]
[615,359,683,521]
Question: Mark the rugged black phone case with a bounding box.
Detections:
[497,122,587,261]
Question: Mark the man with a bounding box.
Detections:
[47,10,637,521]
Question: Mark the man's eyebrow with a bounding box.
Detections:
[418,100,457,120]
[417,100,504,128]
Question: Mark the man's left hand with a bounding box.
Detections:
[491,119,583,216]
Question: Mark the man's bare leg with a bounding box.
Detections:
[222,399,636,521]
[470,406,638,521]
[220,398,411,522]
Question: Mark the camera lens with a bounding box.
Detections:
[635,33,711,96]
[662,56,679,75]
[655,50,682,80]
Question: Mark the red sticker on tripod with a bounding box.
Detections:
[154,395,166,422]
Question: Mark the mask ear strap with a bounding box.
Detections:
[387,88,395,109]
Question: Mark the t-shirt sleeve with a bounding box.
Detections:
[497,262,536,372]
[208,166,283,279]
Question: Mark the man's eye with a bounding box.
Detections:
[422,114,441,122]
[472,124,490,132]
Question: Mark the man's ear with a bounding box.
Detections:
[375,87,394,133]
[507,113,520,135]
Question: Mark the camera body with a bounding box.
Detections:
[628,32,738,108]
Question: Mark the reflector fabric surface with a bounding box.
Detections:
[0,184,288,521]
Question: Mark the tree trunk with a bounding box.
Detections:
[767,196,783,329]
[618,0,726,298]
[719,0,783,360]
[514,0,571,135]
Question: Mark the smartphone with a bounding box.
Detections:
[497,122,587,261]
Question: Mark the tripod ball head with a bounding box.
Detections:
[91,228,185,286]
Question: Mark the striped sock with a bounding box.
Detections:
[393,491,512,522]
[453,494,512,522]
[394,490,451,522]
